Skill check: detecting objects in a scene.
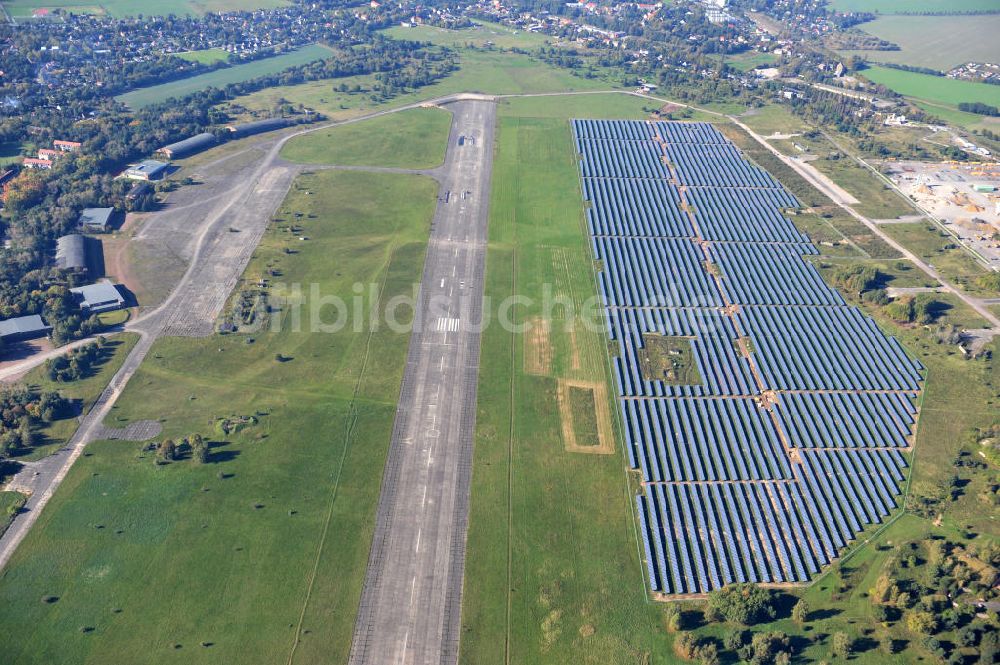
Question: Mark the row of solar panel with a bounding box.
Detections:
[571,119,921,593]
[621,392,916,483]
[583,178,807,244]
[572,119,729,144]
[637,449,907,593]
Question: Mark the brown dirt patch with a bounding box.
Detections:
[0,338,53,382]
[568,325,582,372]
[556,378,615,455]
[524,317,552,376]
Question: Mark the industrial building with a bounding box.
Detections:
[56,234,87,272]
[78,207,115,232]
[157,132,217,159]
[0,314,51,342]
[56,234,103,276]
[70,282,125,313]
[124,159,169,181]
[226,117,290,138]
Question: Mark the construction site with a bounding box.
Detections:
[885,160,1000,268]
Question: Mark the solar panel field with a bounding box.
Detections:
[572,119,926,596]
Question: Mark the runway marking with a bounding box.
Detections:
[436,317,460,332]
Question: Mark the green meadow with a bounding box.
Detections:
[0,168,438,664]
[175,48,231,65]
[116,44,334,108]
[281,107,452,168]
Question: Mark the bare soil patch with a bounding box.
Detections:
[524,317,552,376]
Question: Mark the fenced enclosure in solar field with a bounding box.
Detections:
[572,119,925,596]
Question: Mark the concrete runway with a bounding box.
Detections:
[348,99,496,665]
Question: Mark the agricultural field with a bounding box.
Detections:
[829,0,999,14]
[175,48,231,65]
[280,107,451,168]
[2,0,287,18]
[837,15,1000,70]
[115,44,334,108]
[862,66,1000,109]
[0,169,438,664]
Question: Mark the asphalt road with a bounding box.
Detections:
[348,99,496,665]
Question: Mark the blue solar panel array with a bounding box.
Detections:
[572,119,925,594]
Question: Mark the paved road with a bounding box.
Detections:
[348,99,496,665]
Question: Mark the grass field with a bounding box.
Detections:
[881,221,996,295]
[838,15,1000,70]
[829,0,1000,14]
[3,0,287,18]
[0,169,438,664]
[384,20,552,50]
[281,107,452,168]
[175,48,231,65]
[223,49,619,122]
[461,105,676,664]
[719,51,778,73]
[863,66,1000,109]
[116,44,334,108]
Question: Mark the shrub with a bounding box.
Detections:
[674,631,699,660]
[831,632,852,658]
[906,609,938,635]
[791,598,809,624]
[706,583,776,625]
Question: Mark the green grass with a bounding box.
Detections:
[739,104,810,136]
[175,48,231,65]
[116,44,335,108]
[97,309,130,326]
[719,51,778,72]
[838,15,1000,70]
[0,491,27,537]
[383,20,552,50]
[881,222,996,295]
[12,334,140,462]
[461,107,675,662]
[497,93,652,119]
[223,49,619,122]
[863,65,1000,108]
[0,169,439,664]
[3,0,288,18]
[281,107,451,167]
